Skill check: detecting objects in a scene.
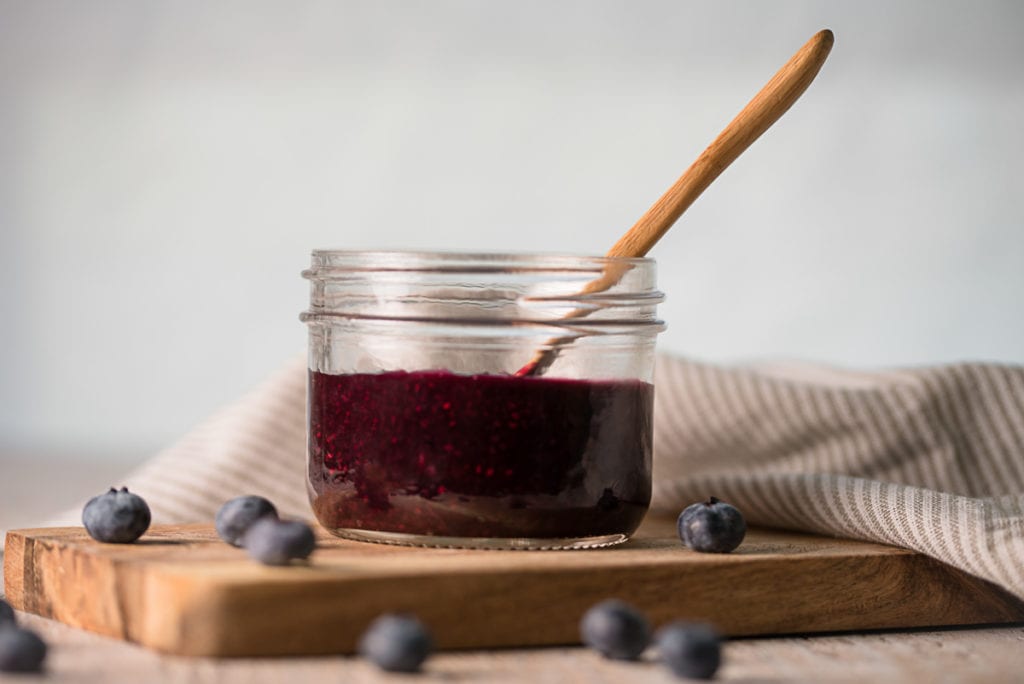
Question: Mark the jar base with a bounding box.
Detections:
[328,527,630,550]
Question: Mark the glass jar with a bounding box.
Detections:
[301,251,665,549]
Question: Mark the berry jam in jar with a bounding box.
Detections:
[301,251,664,549]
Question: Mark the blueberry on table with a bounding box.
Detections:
[0,627,47,673]
[82,487,151,543]
[579,599,651,660]
[677,497,746,553]
[656,622,721,680]
[243,518,316,565]
[359,614,433,673]
[0,598,14,627]
[215,495,278,547]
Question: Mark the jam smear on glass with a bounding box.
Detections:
[308,369,653,541]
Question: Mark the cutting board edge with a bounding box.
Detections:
[7,525,1024,657]
[127,551,1024,657]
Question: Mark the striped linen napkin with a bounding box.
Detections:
[47,353,1024,599]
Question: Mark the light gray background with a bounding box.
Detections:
[2,1,1023,460]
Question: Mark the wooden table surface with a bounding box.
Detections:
[2,452,1023,682]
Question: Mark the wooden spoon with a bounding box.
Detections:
[518,29,835,376]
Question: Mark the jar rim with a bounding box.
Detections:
[302,249,664,330]
[305,249,655,275]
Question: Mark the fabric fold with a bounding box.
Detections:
[651,356,1024,598]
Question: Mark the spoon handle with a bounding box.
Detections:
[607,29,834,258]
[517,30,834,377]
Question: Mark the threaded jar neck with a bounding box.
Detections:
[301,250,665,330]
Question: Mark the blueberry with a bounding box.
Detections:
[579,599,650,660]
[677,497,746,553]
[215,495,278,547]
[82,487,151,543]
[657,622,721,680]
[358,614,433,673]
[0,599,14,627]
[242,518,315,565]
[0,627,47,673]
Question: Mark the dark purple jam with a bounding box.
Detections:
[308,370,653,541]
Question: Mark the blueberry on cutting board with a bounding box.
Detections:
[243,518,316,565]
[215,495,278,547]
[677,497,747,553]
[82,487,151,543]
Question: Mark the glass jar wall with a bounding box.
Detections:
[301,251,664,549]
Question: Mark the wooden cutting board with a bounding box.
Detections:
[5,517,1023,657]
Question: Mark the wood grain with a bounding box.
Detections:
[5,516,1023,657]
